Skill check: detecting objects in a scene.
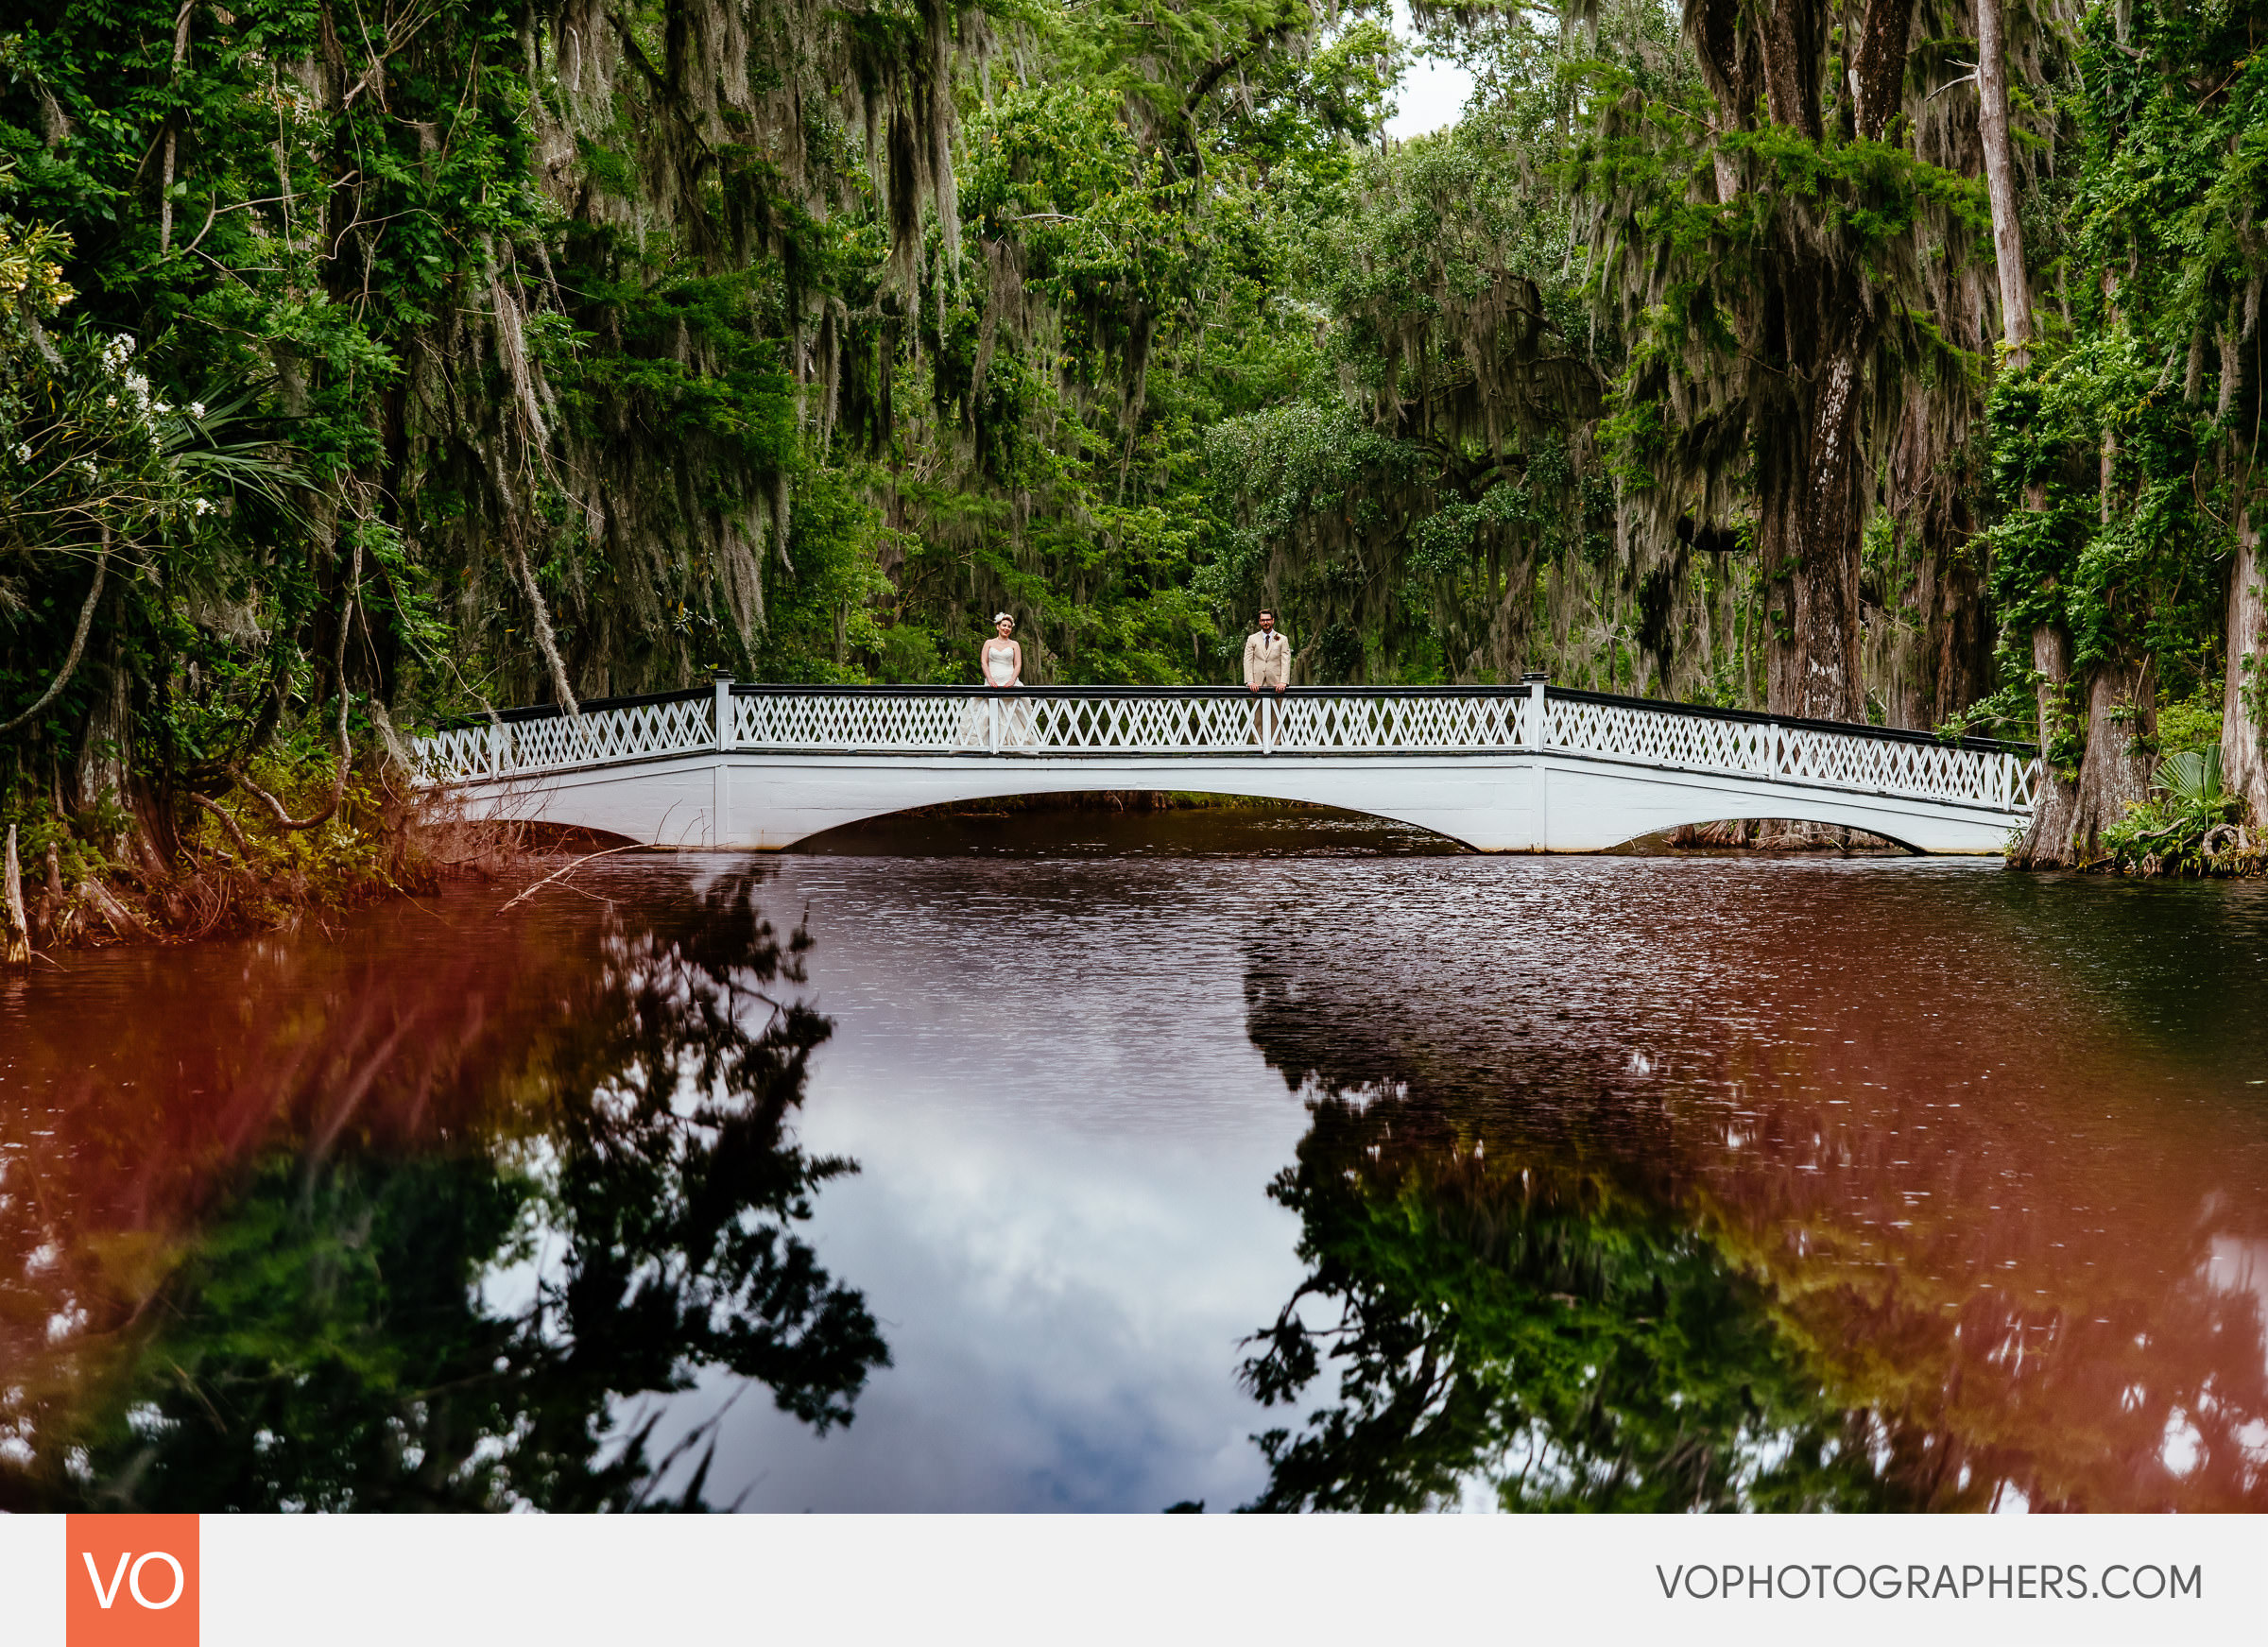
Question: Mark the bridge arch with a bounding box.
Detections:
[790,788,1478,852]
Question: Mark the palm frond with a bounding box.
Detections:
[2156,746,2223,807]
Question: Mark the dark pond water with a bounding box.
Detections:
[4,810,2266,1512]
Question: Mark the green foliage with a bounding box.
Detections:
[1978,0,2266,848]
[2155,678,2223,757]
[1241,1094,1920,1511]
[1984,337,2224,678]
[2102,744,2249,874]
[6,0,2267,908]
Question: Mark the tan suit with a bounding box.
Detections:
[1243,629,1292,689]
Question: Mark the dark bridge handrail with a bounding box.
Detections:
[440,681,2034,758]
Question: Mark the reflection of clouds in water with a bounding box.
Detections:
[693,1091,1305,1510]
[2161,1410,2206,1478]
[668,856,1314,1511]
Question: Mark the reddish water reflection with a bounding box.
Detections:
[0,867,883,1510]
[1243,861,2268,1509]
[3,828,2265,1512]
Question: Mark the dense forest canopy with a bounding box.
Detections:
[0,0,2262,883]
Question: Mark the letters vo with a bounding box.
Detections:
[65,1516,198,1647]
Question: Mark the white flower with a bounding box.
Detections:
[10,443,28,464]
[191,498,215,516]
[190,402,206,420]
[103,394,117,408]
[153,401,172,416]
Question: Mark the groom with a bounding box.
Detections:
[1243,609,1291,695]
[1244,609,1290,748]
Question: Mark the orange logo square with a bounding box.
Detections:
[65,1516,198,1647]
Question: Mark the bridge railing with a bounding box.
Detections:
[1539,694,2039,811]
[416,691,718,784]
[415,682,2038,814]
[731,687,1531,755]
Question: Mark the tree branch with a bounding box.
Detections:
[191,792,255,856]
[510,535,580,715]
[0,529,110,734]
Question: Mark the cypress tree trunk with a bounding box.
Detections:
[1977,0,2091,871]
[1907,521,1992,728]
[1974,0,2033,364]
[2069,659,2156,858]
[2011,623,2078,866]
[2223,510,2267,820]
[1758,321,1869,723]
[73,627,133,827]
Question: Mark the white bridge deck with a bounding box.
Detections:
[414,681,2038,853]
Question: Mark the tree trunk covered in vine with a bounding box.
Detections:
[2010,624,2078,866]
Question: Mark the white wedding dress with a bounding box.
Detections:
[959,643,1035,748]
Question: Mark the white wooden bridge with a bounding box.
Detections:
[413,680,2038,853]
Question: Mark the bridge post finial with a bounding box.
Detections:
[1523,673,1548,751]
[713,674,733,752]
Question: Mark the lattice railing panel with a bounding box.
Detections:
[511,696,713,772]
[1761,726,2019,806]
[1545,698,1770,774]
[735,692,967,750]
[420,725,496,783]
[1019,695,1256,751]
[1541,697,2030,809]
[416,696,714,782]
[418,685,2036,816]
[1270,695,1527,750]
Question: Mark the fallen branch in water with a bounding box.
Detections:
[497,842,641,912]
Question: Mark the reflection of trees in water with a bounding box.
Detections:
[1241,1092,1932,1511]
[1239,933,2268,1512]
[0,869,885,1510]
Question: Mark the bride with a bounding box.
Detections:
[981,612,1022,689]
[960,613,1035,748]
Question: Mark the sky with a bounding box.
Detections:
[1384,0,1476,140]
